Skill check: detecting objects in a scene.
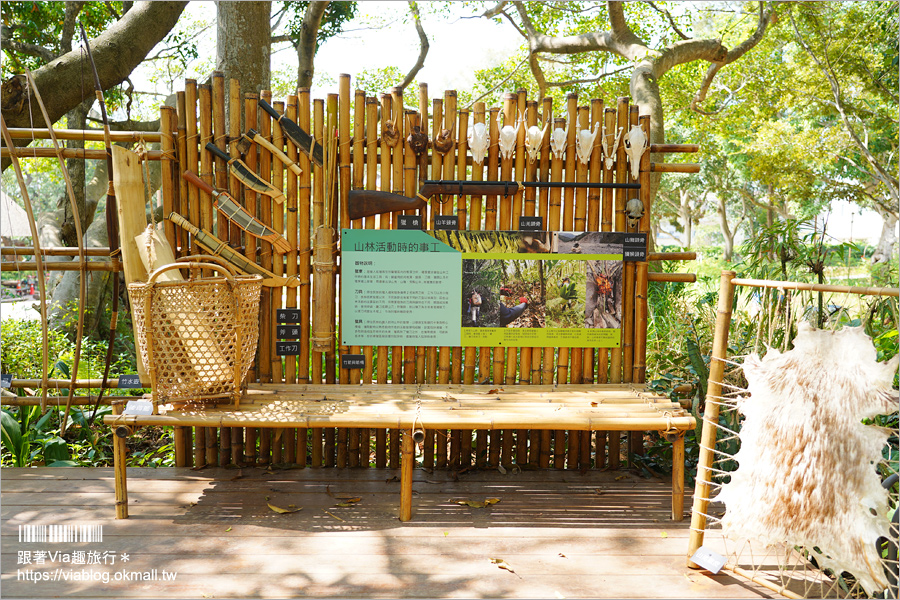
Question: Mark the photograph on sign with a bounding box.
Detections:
[342,229,624,348]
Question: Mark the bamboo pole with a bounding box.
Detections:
[731,278,900,297]
[272,100,286,388]
[160,107,178,247]
[512,89,527,228]
[212,72,228,238]
[297,90,312,386]
[111,401,128,518]
[350,89,366,397]
[649,144,699,153]
[1,147,162,160]
[6,127,162,142]
[633,114,652,385]
[175,91,188,253]
[649,163,700,173]
[499,93,516,231]
[338,76,353,393]
[648,252,696,262]
[185,80,200,255]
[563,93,577,232]
[363,96,378,389]
[538,97,553,224]
[687,270,737,566]
[0,117,49,410]
[311,98,326,385]
[198,84,214,234]
[258,91,274,388]
[1,247,110,257]
[325,94,339,462]
[623,105,639,386]
[0,261,120,272]
[611,97,628,385]
[227,79,242,247]
[243,93,259,265]
[400,429,414,521]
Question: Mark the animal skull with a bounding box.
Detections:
[406,115,428,156]
[433,128,454,155]
[497,110,522,160]
[575,121,601,165]
[549,126,567,160]
[467,121,490,165]
[625,198,644,230]
[382,119,401,148]
[623,125,647,180]
[524,112,549,164]
[600,125,624,171]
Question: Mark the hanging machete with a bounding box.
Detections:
[258,98,324,167]
[205,142,286,205]
[237,129,303,178]
[181,170,290,254]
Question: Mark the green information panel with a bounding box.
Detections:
[341,229,627,348]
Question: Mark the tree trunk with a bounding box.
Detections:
[294,1,330,90]
[217,1,271,110]
[717,195,735,261]
[871,210,898,265]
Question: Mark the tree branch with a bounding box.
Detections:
[398,1,429,91]
[481,1,509,19]
[464,55,529,109]
[294,1,330,90]
[1,37,58,63]
[60,2,88,53]
[546,65,633,87]
[691,1,775,113]
[643,1,690,40]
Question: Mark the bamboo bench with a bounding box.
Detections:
[104,384,694,522]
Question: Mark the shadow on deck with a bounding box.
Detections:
[1,467,773,599]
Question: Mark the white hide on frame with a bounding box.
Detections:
[717,324,899,596]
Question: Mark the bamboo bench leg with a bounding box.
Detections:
[671,432,685,521]
[400,428,414,522]
[113,428,129,519]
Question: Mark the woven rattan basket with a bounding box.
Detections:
[129,259,262,408]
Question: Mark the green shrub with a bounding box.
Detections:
[0,320,72,379]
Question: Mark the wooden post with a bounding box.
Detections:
[112,402,128,519]
[687,270,736,565]
[185,79,200,254]
[672,432,685,521]
[400,429,414,521]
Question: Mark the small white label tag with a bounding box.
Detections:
[690,546,727,574]
[123,400,153,416]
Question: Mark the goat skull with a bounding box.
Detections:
[624,125,647,180]
[524,112,549,164]
[497,110,522,160]
[467,121,489,165]
[575,121,601,165]
[549,125,567,160]
[600,125,624,171]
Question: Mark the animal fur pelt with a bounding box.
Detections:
[717,324,898,595]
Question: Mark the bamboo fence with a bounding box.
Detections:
[1,74,702,471]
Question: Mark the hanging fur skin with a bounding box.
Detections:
[717,324,899,596]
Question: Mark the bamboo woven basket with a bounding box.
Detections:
[128,258,262,408]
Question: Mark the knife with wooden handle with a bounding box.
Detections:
[238,129,303,178]
[205,142,286,205]
[182,170,290,254]
[258,98,324,167]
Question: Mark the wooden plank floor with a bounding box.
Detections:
[1,467,773,599]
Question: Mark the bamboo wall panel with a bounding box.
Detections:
[136,77,674,471]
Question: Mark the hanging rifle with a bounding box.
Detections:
[181,170,290,254]
[347,179,642,221]
[167,212,302,288]
[258,98,324,167]
[236,129,303,178]
[205,142,286,204]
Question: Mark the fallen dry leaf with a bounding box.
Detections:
[487,388,503,394]
[335,496,362,503]
[267,502,301,514]
[490,558,521,578]
[558,553,567,558]
[660,531,668,538]
[457,497,500,508]
[590,401,598,407]
[498,464,507,475]
[225,527,232,532]
[614,475,628,481]
[323,510,345,522]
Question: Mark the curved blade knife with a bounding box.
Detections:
[182,170,290,254]
[258,99,324,167]
[205,142,286,205]
[237,128,303,178]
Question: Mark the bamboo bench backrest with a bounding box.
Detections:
[159,76,656,469]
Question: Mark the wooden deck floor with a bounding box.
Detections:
[1,467,773,599]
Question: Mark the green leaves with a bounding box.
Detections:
[1,410,25,468]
